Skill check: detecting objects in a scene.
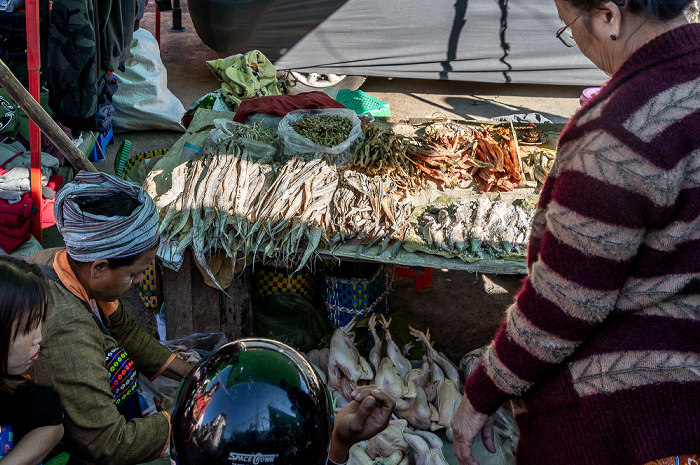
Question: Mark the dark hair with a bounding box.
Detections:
[73,191,141,218]
[74,192,154,269]
[106,253,146,269]
[563,0,691,21]
[0,256,50,391]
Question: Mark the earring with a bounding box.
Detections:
[611,34,618,40]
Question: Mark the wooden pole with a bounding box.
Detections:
[0,60,98,173]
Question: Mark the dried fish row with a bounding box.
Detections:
[245,157,339,272]
[330,170,412,257]
[414,197,535,258]
[521,147,556,185]
[154,147,274,288]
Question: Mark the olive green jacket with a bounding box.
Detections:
[29,248,172,465]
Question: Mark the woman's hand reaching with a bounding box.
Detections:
[451,395,496,465]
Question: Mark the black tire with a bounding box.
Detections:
[280,71,366,94]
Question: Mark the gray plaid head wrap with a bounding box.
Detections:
[54,172,159,262]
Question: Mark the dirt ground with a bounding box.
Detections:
[97,2,562,363]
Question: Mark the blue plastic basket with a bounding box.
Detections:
[324,264,392,327]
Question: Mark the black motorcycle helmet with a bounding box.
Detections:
[171,338,334,465]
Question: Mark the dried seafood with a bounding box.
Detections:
[247,157,338,272]
[521,147,556,185]
[405,121,477,188]
[413,198,535,258]
[351,124,424,193]
[470,125,523,193]
[330,170,412,257]
[155,146,274,288]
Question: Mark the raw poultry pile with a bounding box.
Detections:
[329,171,412,257]
[306,316,464,465]
[412,198,535,258]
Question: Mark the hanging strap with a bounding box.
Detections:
[0,150,24,175]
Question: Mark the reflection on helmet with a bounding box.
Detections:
[171,338,333,465]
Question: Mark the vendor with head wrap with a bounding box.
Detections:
[27,172,193,465]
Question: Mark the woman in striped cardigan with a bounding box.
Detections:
[452,1,700,464]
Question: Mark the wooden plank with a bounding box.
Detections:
[220,267,253,340]
[191,264,221,334]
[161,249,253,340]
[162,250,194,338]
[0,59,97,173]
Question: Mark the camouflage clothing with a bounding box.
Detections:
[40,0,137,132]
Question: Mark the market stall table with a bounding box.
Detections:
[151,113,559,339]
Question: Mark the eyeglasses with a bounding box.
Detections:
[556,14,582,47]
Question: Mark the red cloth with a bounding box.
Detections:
[41,174,63,229]
[0,174,63,253]
[232,91,347,123]
[0,193,33,253]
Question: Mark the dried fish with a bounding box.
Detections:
[411,197,534,259]
[245,157,338,270]
[330,171,411,257]
[351,124,423,193]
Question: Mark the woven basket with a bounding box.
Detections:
[253,265,319,304]
[121,149,169,311]
[324,264,393,327]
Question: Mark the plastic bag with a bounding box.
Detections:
[112,29,186,132]
[142,331,229,402]
[460,347,520,448]
[161,331,228,359]
[278,108,362,164]
[203,118,279,162]
[243,112,284,131]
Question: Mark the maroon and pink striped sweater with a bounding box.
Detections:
[464,24,700,465]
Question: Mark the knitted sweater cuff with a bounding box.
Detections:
[464,364,513,415]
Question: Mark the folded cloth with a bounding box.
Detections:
[491,112,553,124]
[206,50,283,108]
[0,140,27,165]
[0,173,62,253]
[0,147,61,202]
[0,167,51,203]
[232,91,346,123]
[1,149,61,173]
